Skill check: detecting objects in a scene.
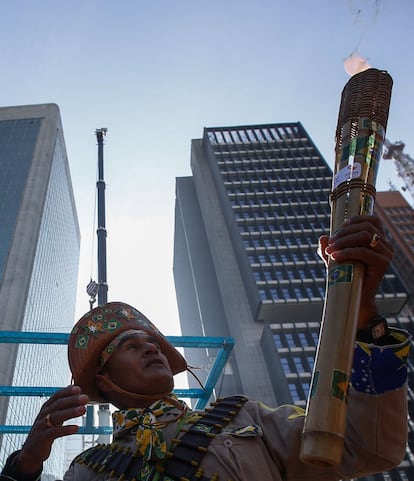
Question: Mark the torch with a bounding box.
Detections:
[299,68,393,466]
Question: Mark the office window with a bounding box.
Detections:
[270,288,280,299]
[298,332,309,347]
[285,333,296,348]
[286,269,296,280]
[280,357,292,374]
[294,286,304,298]
[259,289,267,301]
[306,356,315,371]
[291,252,300,262]
[311,332,319,345]
[273,334,284,349]
[293,356,305,373]
[280,253,289,262]
[264,271,273,281]
[275,270,284,281]
[253,271,262,281]
[305,286,315,298]
[0,118,42,278]
[282,288,292,299]
[289,383,300,402]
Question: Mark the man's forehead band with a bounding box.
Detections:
[99,329,147,369]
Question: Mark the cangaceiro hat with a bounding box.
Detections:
[68,301,187,402]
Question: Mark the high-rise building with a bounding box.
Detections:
[0,104,80,479]
[174,122,412,480]
[376,191,414,300]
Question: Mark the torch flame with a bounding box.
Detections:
[344,51,371,76]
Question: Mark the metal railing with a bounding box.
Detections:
[0,331,234,435]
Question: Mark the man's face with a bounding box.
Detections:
[99,331,174,397]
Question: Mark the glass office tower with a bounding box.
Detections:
[0,104,80,479]
[174,122,412,480]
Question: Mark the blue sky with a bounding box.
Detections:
[1,0,413,334]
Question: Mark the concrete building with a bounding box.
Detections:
[376,191,414,300]
[174,122,412,480]
[0,104,80,479]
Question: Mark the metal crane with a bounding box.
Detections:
[383,139,414,204]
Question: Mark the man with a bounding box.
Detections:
[1,216,411,480]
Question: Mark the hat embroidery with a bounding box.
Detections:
[119,307,131,319]
[104,320,122,332]
[104,343,116,355]
[75,335,89,349]
[86,320,106,335]
[99,342,116,367]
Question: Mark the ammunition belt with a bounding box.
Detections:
[73,395,248,481]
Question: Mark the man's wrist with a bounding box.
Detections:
[356,315,398,346]
[1,451,42,481]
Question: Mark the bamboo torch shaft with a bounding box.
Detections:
[299,68,393,467]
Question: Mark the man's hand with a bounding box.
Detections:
[13,386,89,475]
[318,215,394,329]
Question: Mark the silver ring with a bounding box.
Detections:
[369,233,380,249]
[45,413,55,428]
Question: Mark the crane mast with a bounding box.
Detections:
[96,128,108,305]
[383,139,414,204]
[83,129,111,450]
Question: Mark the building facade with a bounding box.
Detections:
[376,191,414,300]
[0,104,80,479]
[174,122,412,480]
